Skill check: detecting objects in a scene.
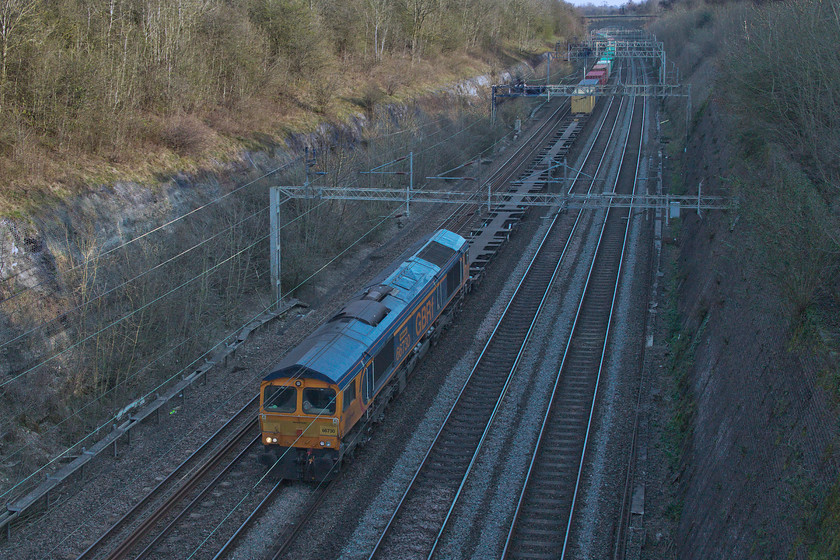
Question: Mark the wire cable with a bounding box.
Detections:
[0,158,303,308]
[0,198,327,391]
[43,186,418,554]
[0,203,279,352]
[1,110,497,503]
[0,197,340,499]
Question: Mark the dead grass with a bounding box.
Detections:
[0,48,541,218]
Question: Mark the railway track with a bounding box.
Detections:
[502,61,648,560]
[76,398,260,560]
[613,61,656,560]
[73,92,579,560]
[72,69,630,560]
[367,85,628,559]
[440,101,572,236]
[433,69,604,238]
[261,96,592,560]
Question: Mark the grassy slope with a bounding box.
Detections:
[650,0,840,556]
[1,47,548,217]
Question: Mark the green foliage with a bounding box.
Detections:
[737,159,839,322]
[807,481,840,559]
[715,0,840,339]
[718,0,840,190]
[651,2,840,554]
[790,472,840,560]
[658,0,840,334]
[661,244,702,475]
[664,498,683,522]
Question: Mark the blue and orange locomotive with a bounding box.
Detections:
[260,229,469,481]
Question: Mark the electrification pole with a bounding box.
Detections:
[270,187,282,306]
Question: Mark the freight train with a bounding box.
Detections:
[571,38,616,115]
[259,229,469,481]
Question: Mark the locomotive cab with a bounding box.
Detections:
[259,229,469,482]
[260,377,342,481]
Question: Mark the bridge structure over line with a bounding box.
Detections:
[267,182,729,301]
[583,14,659,20]
[490,80,691,134]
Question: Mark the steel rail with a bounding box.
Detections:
[265,478,338,560]
[612,61,653,560]
[54,87,566,560]
[212,478,286,560]
[369,208,557,559]
[99,421,259,560]
[438,102,572,235]
[130,433,261,559]
[222,100,574,560]
[76,397,259,560]
[426,95,630,560]
[368,205,564,560]
[500,59,646,560]
[367,90,624,560]
[561,65,647,560]
[121,84,575,560]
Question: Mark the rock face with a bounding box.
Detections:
[672,102,838,559]
[0,112,368,375]
[0,116,362,494]
[0,66,519,499]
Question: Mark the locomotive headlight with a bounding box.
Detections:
[265,436,272,444]
[272,437,278,443]
[320,441,325,446]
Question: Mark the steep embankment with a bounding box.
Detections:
[0,0,583,214]
[0,59,561,505]
[649,2,840,558]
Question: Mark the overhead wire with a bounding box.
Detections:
[2,109,498,509]
[0,158,303,308]
[0,195,328,500]
[4,124,420,455]
[1,169,382,495]
[170,98,543,556]
[0,113,461,307]
[42,56,569,553]
[185,208,409,560]
[45,183,415,555]
[0,204,276,352]
[0,197,328,391]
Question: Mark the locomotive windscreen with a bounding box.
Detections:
[264,385,296,412]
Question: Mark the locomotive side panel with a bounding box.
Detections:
[259,231,468,481]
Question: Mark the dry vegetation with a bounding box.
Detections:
[0,0,585,501]
[0,92,538,497]
[653,0,840,358]
[651,0,840,556]
[0,0,583,214]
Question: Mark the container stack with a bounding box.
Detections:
[571,78,599,114]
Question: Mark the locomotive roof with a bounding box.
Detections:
[264,229,466,387]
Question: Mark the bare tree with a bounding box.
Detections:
[366,0,391,62]
[0,0,38,112]
[403,0,435,61]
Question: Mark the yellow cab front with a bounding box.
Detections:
[259,378,341,481]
